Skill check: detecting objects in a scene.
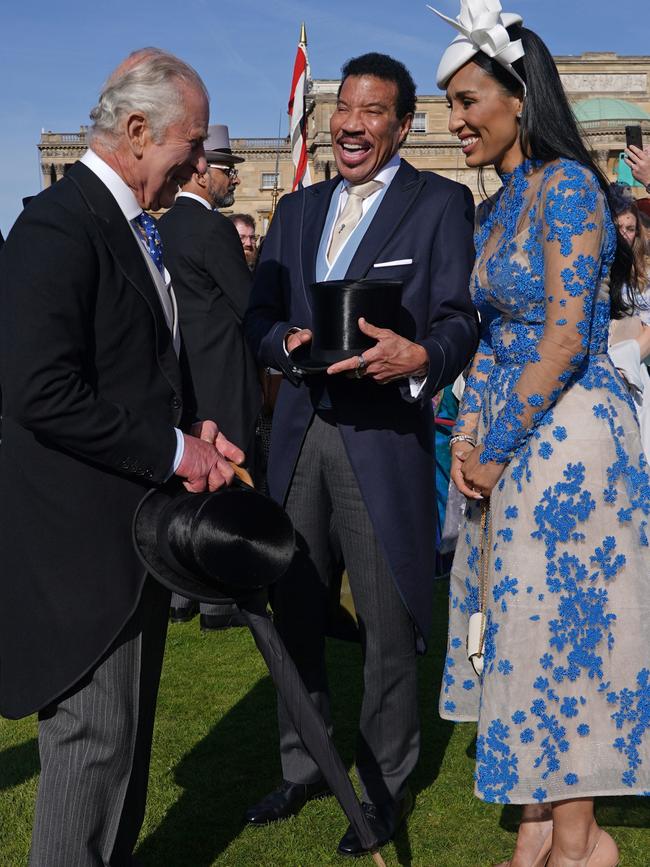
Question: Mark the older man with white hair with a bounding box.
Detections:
[0,48,242,866]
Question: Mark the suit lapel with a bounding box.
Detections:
[346,160,425,279]
[300,179,339,306]
[66,162,182,396]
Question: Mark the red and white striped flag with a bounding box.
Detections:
[288,23,312,190]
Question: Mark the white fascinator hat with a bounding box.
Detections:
[429,0,526,92]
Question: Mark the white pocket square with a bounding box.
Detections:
[373,259,413,267]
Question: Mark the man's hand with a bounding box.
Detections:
[190,420,245,465]
[286,328,313,355]
[177,421,245,493]
[459,444,505,498]
[326,318,429,383]
[624,145,650,187]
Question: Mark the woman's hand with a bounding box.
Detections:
[451,441,483,500]
[624,145,650,187]
[460,444,506,498]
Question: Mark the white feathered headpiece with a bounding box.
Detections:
[429,0,526,92]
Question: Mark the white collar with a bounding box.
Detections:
[341,152,402,192]
[177,191,213,211]
[80,149,142,222]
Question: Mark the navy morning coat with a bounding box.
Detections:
[244,160,478,649]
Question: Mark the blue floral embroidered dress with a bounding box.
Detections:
[440,157,650,804]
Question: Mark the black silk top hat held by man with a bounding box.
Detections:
[290,279,403,374]
[132,479,296,603]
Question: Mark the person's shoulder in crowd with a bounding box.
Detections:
[159,200,244,252]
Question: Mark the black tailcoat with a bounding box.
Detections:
[0,162,185,719]
[158,197,261,455]
[244,160,478,647]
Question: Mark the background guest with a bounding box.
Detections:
[159,125,261,631]
[229,212,258,271]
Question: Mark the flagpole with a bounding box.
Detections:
[270,113,282,219]
[288,21,312,191]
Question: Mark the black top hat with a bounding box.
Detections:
[290,279,403,374]
[133,479,296,603]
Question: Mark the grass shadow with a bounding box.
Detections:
[138,636,363,867]
[411,581,456,799]
[0,738,39,791]
[137,673,280,867]
[139,581,454,866]
[596,796,650,829]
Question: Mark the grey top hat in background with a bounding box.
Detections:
[204,124,245,165]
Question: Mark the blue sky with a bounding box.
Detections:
[0,0,647,235]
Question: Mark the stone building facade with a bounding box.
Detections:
[38,52,650,232]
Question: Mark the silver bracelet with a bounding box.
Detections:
[449,434,477,447]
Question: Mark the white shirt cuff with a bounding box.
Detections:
[167,427,185,480]
[409,375,427,398]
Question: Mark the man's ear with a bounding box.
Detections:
[125,112,149,158]
[194,169,208,189]
[398,113,413,147]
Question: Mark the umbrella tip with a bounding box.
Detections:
[371,851,387,867]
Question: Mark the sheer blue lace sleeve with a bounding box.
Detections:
[481,162,607,464]
[453,329,494,441]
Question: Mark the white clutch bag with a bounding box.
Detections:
[467,611,486,676]
[466,500,490,678]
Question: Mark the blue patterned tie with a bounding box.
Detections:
[133,211,164,275]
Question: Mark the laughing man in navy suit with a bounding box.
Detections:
[244,52,478,855]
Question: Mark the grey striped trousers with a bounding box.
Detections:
[29,578,169,867]
[274,413,419,805]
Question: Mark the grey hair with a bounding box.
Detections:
[87,48,209,149]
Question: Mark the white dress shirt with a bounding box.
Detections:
[325,153,426,397]
[324,152,402,264]
[80,149,185,473]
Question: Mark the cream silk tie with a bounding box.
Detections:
[327,179,383,264]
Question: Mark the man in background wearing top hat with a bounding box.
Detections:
[0,49,243,865]
[244,52,478,855]
[159,125,261,630]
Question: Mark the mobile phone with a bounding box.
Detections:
[626,125,643,150]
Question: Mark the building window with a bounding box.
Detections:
[261,172,280,189]
[411,112,428,133]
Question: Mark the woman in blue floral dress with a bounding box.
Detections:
[431,3,650,865]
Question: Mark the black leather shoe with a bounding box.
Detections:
[200,610,246,631]
[170,602,198,623]
[244,779,331,825]
[337,788,414,857]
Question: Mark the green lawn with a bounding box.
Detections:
[1,581,648,866]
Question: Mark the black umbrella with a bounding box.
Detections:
[237,593,387,867]
[133,480,387,865]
